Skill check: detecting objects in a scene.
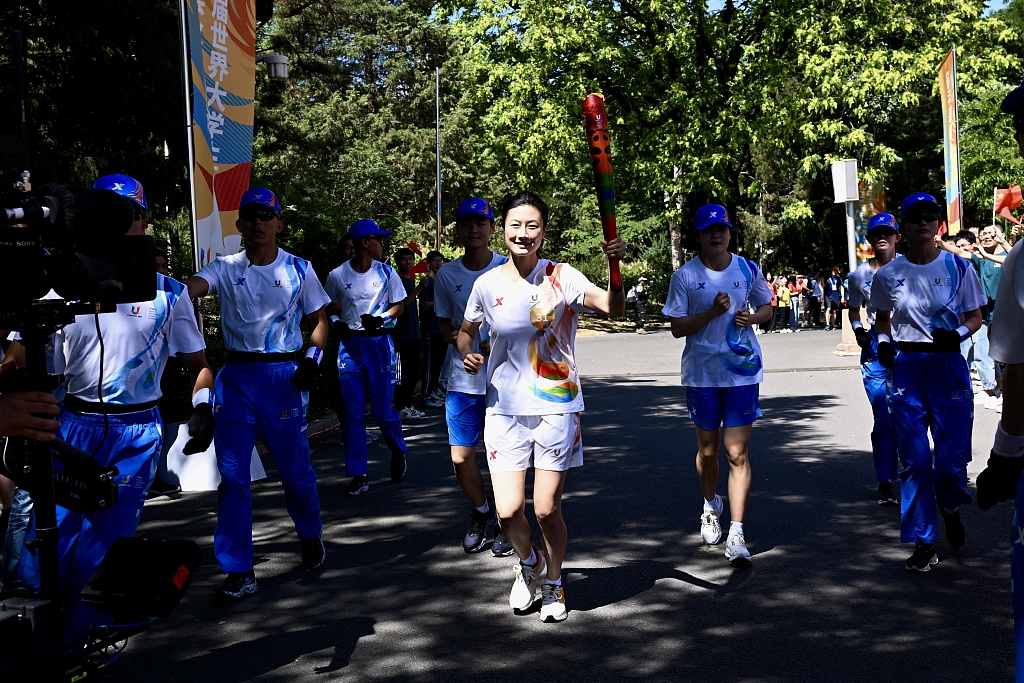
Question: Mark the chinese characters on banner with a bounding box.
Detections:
[938,47,962,236]
[855,180,886,264]
[186,0,256,265]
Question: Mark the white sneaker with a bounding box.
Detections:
[399,407,425,420]
[540,583,567,622]
[985,395,1003,412]
[700,496,723,545]
[509,549,546,610]
[725,529,752,567]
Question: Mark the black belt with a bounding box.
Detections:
[897,341,960,354]
[226,351,299,362]
[63,395,159,415]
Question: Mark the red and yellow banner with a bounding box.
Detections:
[938,48,962,236]
[856,180,886,263]
[186,0,256,265]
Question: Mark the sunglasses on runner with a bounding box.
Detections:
[904,212,939,224]
[867,228,897,238]
[239,206,280,222]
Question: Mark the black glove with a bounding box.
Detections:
[182,402,214,455]
[854,326,872,350]
[291,357,319,392]
[876,341,895,368]
[931,327,962,348]
[331,318,351,338]
[361,314,384,331]
[976,452,1024,510]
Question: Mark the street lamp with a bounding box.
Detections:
[256,53,289,80]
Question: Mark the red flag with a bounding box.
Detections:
[1000,206,1024,227]
[408,241,423,257]
[995,186,1022,213]
[408,260,430,275]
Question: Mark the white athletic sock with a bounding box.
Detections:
[943,507,959,515]
[704,494,723,514]
[474,501,490,514]
[520,548,537,567]
[729,521,744,535]
[545,576,562,586]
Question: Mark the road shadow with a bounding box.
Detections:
[114,376,1015,682]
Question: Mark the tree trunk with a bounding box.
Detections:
[668,165,684,270]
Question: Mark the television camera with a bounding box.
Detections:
[0,134,201,682]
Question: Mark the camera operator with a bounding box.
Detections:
[184,187,330,603]
[4,175,214,645]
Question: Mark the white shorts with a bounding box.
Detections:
[483,412,584,473]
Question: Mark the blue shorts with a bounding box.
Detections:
[686,385,762,431]
[446,391,486,447]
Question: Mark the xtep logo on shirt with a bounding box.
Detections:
[454,284,463,292]
[696,282,706,290]
[892,386,906,396]
[493,297,504,307]
[344,283,353,289]
[489,450,497,460]
[895,279,906,287]
[234,277,247,286]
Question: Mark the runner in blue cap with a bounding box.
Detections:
[324,218,409,496]
[847,212,903,506]
[435,198,513,556]
[185,186,331,601]
[869,192,985,572]
[10,174,214,642]
[662,204,774,567]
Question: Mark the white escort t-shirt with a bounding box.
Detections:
[869,250,986,343]
[661,254,773,387]
[464,259,591,416]
[989,239,1024,365]
[435,252,508,395]
[54,274,205,405]
[196,249,330,352]
[324,260,406,331]
[847,255,904,326]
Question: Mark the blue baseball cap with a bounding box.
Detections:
[239,187,282,213]
[1002,79,1024,116]
[694,204,732,231]
[349,219,391,240]
[93,174,147,212]
[455,197,494,222]
[867,212,898,233]
[899,192,941,219]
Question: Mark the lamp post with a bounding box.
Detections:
[256,53,289,80]
[830,159,859,353]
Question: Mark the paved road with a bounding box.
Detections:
[112,329,1013,682]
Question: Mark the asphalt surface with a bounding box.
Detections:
[112,327,1013,682]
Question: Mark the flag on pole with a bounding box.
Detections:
[185,0,257,266]
[856,180,886,263]
[938,48,962,236]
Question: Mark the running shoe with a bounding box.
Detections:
[423,393,445,408]
[366,432,379,444]
[492,529,515,557]
[215,571,258,602]
[540,583,567,622]
[342,475,369,496]
[905,542,938,572]
[301,536,326,570]
[876,481,897,506]
[509,545,546,610]
[940,508,966,549]
[463,508,496,554]
[399,406,426,420]
[724,529,752,567]
[390,452,408,482]
[700,496,723,545]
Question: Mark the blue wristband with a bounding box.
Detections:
[380,313,393,326]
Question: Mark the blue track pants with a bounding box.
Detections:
[213,361,322,574]
[337,335,407,477]
[21,406,162,645]
[861,331,899,483]
[889,351,973,545]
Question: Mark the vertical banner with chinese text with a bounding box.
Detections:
[938,47,962,236]
[856,180,886,264]
[186,0,255,265]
